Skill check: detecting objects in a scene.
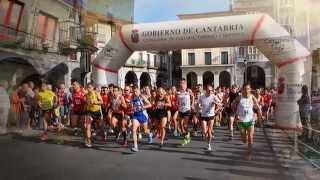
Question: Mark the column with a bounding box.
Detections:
[214,72,219,88]
[197,73,203,86]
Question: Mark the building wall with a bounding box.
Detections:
[0,0,81,88]
[86,0,134,23]
[118,51,159,88]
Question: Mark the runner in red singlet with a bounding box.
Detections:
[70,81,86,136]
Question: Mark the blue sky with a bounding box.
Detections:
[134,0,230,23]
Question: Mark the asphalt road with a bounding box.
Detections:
[0,127,319,180]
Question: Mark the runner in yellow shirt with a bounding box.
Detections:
[37,82,57,141]
[84,83,102,147]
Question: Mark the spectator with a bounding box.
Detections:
[0,80,10,134]
[297,85,312,140]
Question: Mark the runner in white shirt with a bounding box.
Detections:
[233,83,262,158]
[199,85,222,151]
[176,78,194,146]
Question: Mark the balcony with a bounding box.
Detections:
[0,24,59,53]
[0,23,98,57]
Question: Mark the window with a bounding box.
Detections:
[139,52,143,60]
[147,54,150,67]
[188,53,195,65]
[239,47,245,57]
[205,52,212,65]
[35,12,58,43]
[154,55,157,67]
[160,55,165,68]
[0,0,24,30]
[221,52,228,64]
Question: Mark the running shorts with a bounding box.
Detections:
[112,112,123,121]
[178,110,191,118]
[132,111,149,124]
[154,109,167,120]
[237,121,254,129]
[201,116,215,121]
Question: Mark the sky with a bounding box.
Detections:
[134,0,230,23]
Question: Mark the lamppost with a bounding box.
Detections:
[244,58,248,84]
[168,50,173,86]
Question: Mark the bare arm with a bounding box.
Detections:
[120,96,127,109]
[165,96,171,108]
[142,95,152,109]
[252,95,263,119]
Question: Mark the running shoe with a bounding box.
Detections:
[131,147,139,152]
[173,129,178,137]
[192,131,198,137]
[148,133,153,144]
[108,128,114,134]
[207,144,212,151]
[40,133,48,141]
[186,132,191,144]
[159,143,163,148]
[85,143,92,148]
[181,138,188,146]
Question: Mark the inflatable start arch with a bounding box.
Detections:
[92,13,311,129]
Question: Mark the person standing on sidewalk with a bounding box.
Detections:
[0,80,10,134]
[297,85,312,141]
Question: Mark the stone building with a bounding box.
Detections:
[0,0,84,87]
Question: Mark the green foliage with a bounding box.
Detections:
[0,39,23,49]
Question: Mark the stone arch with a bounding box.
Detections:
[140,72,151,88]
[245,65,266,89]
[219,71,231,88]
[203,71,214,88]
[186,71,198,89]
[125,71,138,86]
[0,57,39,86]
[71,68,81,84]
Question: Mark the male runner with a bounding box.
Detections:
[176,78,194,146]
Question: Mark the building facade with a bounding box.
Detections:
[0,0,86,88]
[232,0,313,88]
[178,12,238,89]
[0,0,135,88]
[118,51,158,88]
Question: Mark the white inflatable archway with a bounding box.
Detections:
[92,13,311,129]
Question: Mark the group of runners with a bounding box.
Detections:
[35,78,276,154]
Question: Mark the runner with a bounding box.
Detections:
[154,87,171,147]
[199,85,221,151]
[233,83,262,157]
[109,86,127,141]
[169,86,179,137]
[191,84,202,136]
[226,85,239,140]
[70,81,86,136]
[37,82,57,141]
[56,83,69,126]
[130,86,153,152]
[84,83,103,147]
[177,78,194,146]
[122,85,133,146]
[262,89,272,122]
[100,86,109,142]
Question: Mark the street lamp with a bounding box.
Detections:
[244,58,247,84]
[168,50,173,86]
